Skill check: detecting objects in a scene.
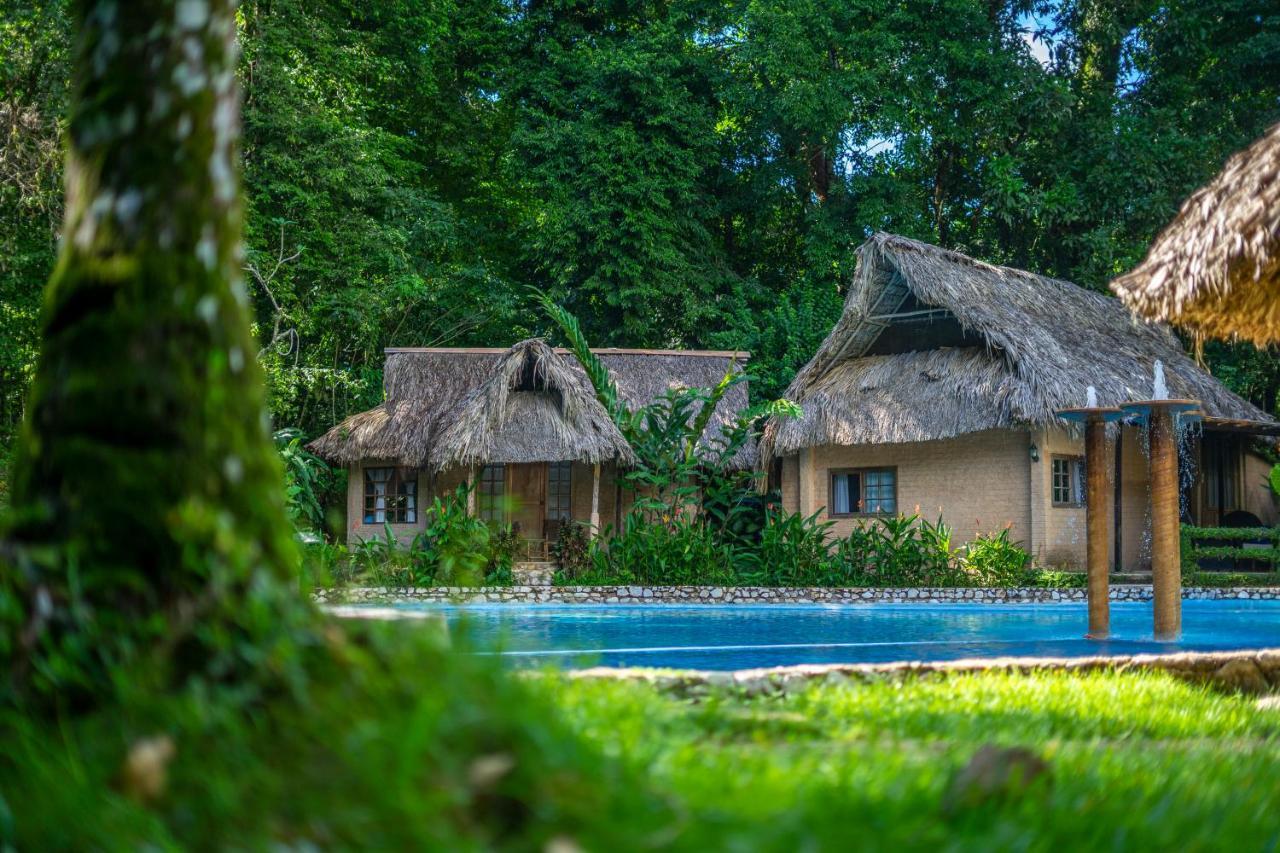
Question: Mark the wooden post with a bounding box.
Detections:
[467,466,477,516]
[590,462,601,536]
[799,447,818,515]
[1148,408,1182,640]
[1085,417,1111,638]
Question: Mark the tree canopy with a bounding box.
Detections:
[3,0,1279,445]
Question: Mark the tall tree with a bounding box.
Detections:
[509,0,734,346]
[2,0,308,705]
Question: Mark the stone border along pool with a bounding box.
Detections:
[562,647,1280,697]
[313,584,1280,605]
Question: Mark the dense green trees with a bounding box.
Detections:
[3,0,1279,446]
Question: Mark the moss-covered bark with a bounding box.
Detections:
[2,0,310,706]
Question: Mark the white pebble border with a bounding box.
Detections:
[567,648,1280,696]
[314,584,1280,605]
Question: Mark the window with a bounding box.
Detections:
[547,461,572,521]
[478,464,505,523]
[1051,456,1085,507]
[363,467,417,524]
[1203,437,1240,512]
[830,468,897,516]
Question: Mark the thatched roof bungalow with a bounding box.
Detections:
[311,339,750,548]
[1111,122,1280,345]
[766,233,1277,570]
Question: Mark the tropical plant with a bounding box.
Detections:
[484,526,521,586]
[409,484,492,586]
[736,508,835,586]
[962,528,1032,586]
[585,515,738,586]
[551,521,592,579]
[830,514,964,587]
[274,427,332,531]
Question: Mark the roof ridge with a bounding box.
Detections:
[384,346,749,359]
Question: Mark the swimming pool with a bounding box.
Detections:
[339,599,1280,670]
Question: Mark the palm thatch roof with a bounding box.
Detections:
[763,233,1271,460]
[1111,123,1280,345]
[310,339,753,470]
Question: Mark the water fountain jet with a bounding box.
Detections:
[1120,363,1202,641]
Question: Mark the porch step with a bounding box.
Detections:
[514,561,555,586]
[1110,572,1153,584]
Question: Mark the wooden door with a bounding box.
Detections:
[507,462,546,541]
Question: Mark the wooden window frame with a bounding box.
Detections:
[547,460,573,522]
[829,467,898,518]
[478,463,506,524]
[1050,455,1085,508]
[363,466,418,524]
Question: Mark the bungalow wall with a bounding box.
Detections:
[780,426,1171,572]
[779,429,1034,545]
[1116,427,1152,571]
[343,458,629,547]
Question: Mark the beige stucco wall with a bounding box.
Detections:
[776,425,1179,571]
[1032,426,1087,568]
[570,461,628,531]
[781,429,1035,547]
[346,460,435,546]
[1114,427,1152,571]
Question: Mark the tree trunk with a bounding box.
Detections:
[3,0,304,704]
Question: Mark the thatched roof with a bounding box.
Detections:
[763,233,1271,459]
[1111,123,1280,344]
[310,340,753,470]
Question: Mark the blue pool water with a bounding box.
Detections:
[346,599,1280,670]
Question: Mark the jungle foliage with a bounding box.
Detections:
[3,0,1280,454]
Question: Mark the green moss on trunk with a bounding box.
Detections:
[2,0,311,706]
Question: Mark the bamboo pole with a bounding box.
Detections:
[1085,417,1111,638]
[590,462,601,537]
[1148,408,1182,640]
[467,466,477,516]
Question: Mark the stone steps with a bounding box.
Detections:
[513,561,555,586]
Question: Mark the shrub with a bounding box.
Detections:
[1029,569,1088,588]
[551,521,592,579]
[830,515,965,586]
[300,541,354,589]
[410,485,492,586]
[274,427,334,532]
[961,528,1032,586]
[484,526,521,586]
[580,514,737,586]
[736,509,834,586]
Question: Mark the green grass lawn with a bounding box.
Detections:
[537,670,1280,850]
[5,627,1280,850]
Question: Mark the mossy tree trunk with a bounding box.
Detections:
[2,0,308,706]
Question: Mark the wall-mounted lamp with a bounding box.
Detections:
[1029,442,1040,463]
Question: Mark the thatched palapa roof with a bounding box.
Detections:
[1111,122,1280,344]
[310,339,752,470]
[763,233,1271,460]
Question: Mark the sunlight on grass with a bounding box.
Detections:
[539,670,1280,849]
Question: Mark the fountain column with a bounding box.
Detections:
[1056,388,1122,639]
[1084,416,1112,637]
[1119,361,1199,641]
[1148,407,1181,640]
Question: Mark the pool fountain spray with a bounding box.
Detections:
[1120,360,1201,641]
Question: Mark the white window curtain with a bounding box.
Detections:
[832,474,851,514]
